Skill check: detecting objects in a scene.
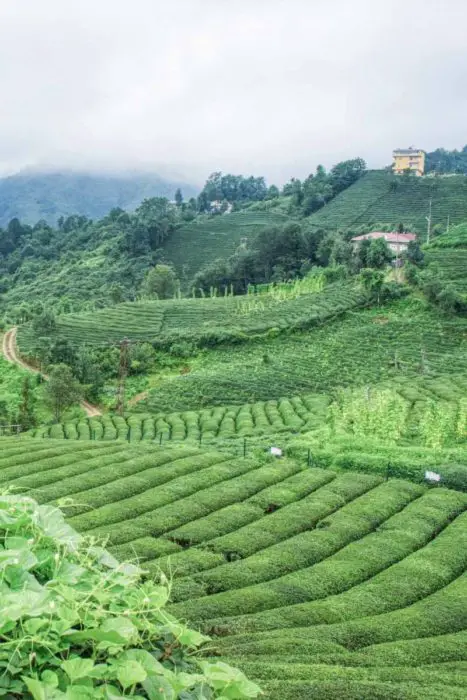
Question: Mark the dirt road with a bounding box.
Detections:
[2,327,102,418]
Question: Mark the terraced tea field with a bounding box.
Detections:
[425,249,467,294]
[30,373,467,458]
[163,210,295,284]
[308,170,467,233]
[140,299,467,411]
[2,438,466,699]
[17,280,367,352]
[30,393,330,443]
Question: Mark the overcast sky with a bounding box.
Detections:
[0,0,466,184]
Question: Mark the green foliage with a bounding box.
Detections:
[142,264,179,300]
[405,239,425,266]
[17,376,36,431]
[32,309,56,336]
[425,144,467,174]
[197,172,267,212]
[31,392,331,444]
[0,491,260,699]
[45,364,83,421]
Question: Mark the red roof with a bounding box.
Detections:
[351,231,417,243]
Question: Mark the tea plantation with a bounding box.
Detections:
[16,278,368,352]
[3,208,467,698]
[137,298,467,411]
[1,438,466,699]
[163,210,295,284]
[306,170,467,233]
[424,222,467,294]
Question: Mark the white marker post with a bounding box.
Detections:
[425,470,441,483]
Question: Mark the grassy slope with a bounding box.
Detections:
[163,210,295,284]
[1,438,466,699]
[307,170,467,233]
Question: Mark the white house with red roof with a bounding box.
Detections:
[351,231,417,255]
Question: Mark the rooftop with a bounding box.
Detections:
[351,231,417,243]
[393,148,424,155]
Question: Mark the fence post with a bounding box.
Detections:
[159,433,163,446]
[386,462,391,481]
[307,449,311,467]
[243,438,247,458]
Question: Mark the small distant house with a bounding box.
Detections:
[393,147,425,176]
[351,231,417,255]
[210,200,233,214]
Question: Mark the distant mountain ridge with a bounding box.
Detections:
[0,170,198,226]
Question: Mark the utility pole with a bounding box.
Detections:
[116,338,130,416]
[446,214,450,233]
[426,197,432,244]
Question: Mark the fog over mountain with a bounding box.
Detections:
[0,0,466,184]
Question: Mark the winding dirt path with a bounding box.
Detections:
[2,327,102,418]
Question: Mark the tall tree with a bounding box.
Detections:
[366,238,393,269]
[44,364,83,422]
[142,264,179,299]
[174,188,183,207]
[17,377,36,431]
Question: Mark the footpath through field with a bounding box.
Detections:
[1,327,101,418]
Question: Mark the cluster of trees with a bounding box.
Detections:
[425,146,467,175]
[281,158,367,215]
[0,194,188,270]
[0,375,37,432]
[195,158,367,217]
[28,307,164,419]
[141,263,180,299]
[197,173,268,212]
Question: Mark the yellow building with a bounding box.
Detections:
[392,147,425,176]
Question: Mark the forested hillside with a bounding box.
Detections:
[0,170,197,226]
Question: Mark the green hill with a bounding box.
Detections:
[163,210,294,284]
[307,170,467,234]
[0,170,197,226]
[1,437,466,699]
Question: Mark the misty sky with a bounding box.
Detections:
[1,0,466,185]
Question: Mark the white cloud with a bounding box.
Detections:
[0,0,466,183]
